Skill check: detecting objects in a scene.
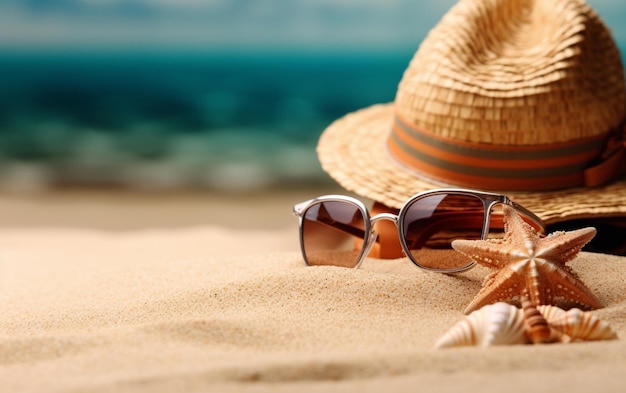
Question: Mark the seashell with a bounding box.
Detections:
[536,304,566,323]
[436,302,618,349]
[548,308,618,342]
[435,302,528,348]
[521,298,555,344]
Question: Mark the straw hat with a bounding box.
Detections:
[317,0,626,225]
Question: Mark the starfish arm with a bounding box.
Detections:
[451,239,511,269]
[536,227,597,264]
[536,262,603,310]
[463,267,526,313]
[522,261,549,307]
[503,205,541,244]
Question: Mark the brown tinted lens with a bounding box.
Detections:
[401,194,485,270]
[302,201,366,267]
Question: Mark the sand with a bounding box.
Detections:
[1,191,626,393]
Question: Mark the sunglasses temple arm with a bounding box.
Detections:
[293,201,310,216]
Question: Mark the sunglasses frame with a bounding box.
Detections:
[293,188,546,273]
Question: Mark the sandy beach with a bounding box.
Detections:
[1,189,625,393]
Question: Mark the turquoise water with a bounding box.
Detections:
[0,46,624,191]
[0,50,412,191]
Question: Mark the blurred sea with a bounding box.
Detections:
[0,49,412,192]
[1,44,625,192]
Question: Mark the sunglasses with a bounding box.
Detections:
[293,188,546,273]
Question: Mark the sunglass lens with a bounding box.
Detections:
[301,201,366,268]
[401,194,485,271]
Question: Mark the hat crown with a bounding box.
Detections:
[395,0,626,145]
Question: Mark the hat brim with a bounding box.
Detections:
[317,103,626,225]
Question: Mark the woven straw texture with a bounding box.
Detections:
[317,0,626,224]
[396,0,625,144]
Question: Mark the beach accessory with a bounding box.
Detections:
[316,0,626,227]
[293,188,545,273]
[435,298,617,348]
[451,205,601,313]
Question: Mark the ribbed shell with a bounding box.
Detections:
[435,302,528,348]
[536,304,566,322]
[436,302,618,348]
[521,298,554,344]
[549,308,618,342]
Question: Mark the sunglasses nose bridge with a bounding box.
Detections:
[370,212,398,226]
[365,213,402,259]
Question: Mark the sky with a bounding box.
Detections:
[1,0,623,52]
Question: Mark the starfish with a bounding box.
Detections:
[452,205,602,314]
